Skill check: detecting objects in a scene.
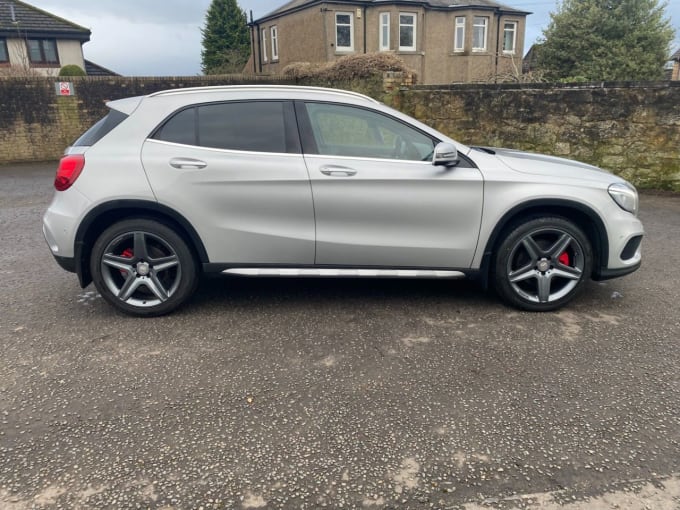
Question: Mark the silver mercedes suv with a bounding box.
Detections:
[43,86,643,316]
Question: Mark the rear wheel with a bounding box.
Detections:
[90,219,199,316]
[493,217,593,311]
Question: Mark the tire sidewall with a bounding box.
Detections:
[493,217,593,312]
[90,219,198,317]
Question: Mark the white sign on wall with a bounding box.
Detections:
[55,82,75,96]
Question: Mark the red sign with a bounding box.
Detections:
[59,82,73,96]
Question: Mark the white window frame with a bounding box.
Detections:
[379,12,390,51]
[335,12,354,51]
[261,30,268,63]
[472,16,488,52]
[454,16,465,52]
[271,26,279,60]
[502,21,517,54]
[399,12,417,52]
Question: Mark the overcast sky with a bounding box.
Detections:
[21,0,680,76]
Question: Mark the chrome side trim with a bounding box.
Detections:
[223,268,466,279]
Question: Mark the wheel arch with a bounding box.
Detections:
[478,199,608,288]
[74,200,209,288]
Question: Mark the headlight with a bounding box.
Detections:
[608,182,639,216]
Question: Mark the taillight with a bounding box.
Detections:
[54,154,85,191]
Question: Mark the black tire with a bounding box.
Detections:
[492,216,593,312]
[90,219,199,317]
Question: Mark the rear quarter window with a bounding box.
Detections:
[73,110,128,147]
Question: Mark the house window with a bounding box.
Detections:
[379,13,390,51]
[454,17,465,52]
[0,38,9,63]
[335,12,354,51]
[261,30,268,63]
[503,21,517,54]
[399,13,416,51]
[271,26,279,60]
[27,39,59,64]
[472,17,488,52]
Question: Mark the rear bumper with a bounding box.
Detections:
[53,254,77,273]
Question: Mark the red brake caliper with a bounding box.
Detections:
[120,248,134,276]
[558,252,570,266]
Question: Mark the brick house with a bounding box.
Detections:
[247,0,530,84]
[0,0,90,75]
[672,49,680,81]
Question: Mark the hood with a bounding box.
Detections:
[474,147,620,184]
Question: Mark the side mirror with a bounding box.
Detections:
[432,142,459,167]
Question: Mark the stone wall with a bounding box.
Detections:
[1,76,679,190]
[392,82,680,191]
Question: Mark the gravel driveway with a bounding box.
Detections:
[1,163,679,509]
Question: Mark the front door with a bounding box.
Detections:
[298,101,484,269]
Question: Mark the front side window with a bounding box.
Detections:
[503,21,517,54]
[304,102,435,161]
[0,38,9,63]
[472,17,488,52]
[154,102,296,154]
[454,17,465,52]
[399,13,416,51]
[379,13,390,51]
[261,30,268,62]
[335,12,354,51]
[27,39,58,64]
[271,26,279,60]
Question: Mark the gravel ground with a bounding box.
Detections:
[0,163,678,509]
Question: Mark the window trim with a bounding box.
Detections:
[0,38,9,64]
[379,12,390,51]
[261,30,268,63]
[335,12,354,51]
[502,21,517,54]
[398,12,417,52]
[271,26,279,61]
[454,16,466,52]
[472,16,488,52]
[150,100,301,155]
[26,38,59,65]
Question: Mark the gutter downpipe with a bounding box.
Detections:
[256,23,262,73]
[494,9,501,83]
[363,6,367,54]
[250,11,257,74]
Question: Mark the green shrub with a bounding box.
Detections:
[58,65,86,77]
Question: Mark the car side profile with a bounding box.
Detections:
[43,86,643,316]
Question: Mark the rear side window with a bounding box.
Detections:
[153,101,299,154]
[73,110,128,147]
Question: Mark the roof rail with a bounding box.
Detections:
[148,85,379,103]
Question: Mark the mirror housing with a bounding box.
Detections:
[432,142,459,167]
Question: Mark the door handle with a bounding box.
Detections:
[169,158,207,170]
[320,165,357,177]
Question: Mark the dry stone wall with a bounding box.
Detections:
[0,77,678,190]
[393,82,680,191]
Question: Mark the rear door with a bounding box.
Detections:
[141,100,315,265]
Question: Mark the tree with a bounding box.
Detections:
[536,0,675,81]
[201,0,251,75]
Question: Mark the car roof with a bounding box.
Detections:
[148,85,379,104]
[107,85,380,115]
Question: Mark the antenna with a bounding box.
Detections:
[10,3,17,22]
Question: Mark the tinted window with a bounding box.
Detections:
[155,108,196,146]
[198,102,288,153]
[73,110,128,147]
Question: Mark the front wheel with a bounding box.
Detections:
[90,219,199,317]
[492,217,593,311]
